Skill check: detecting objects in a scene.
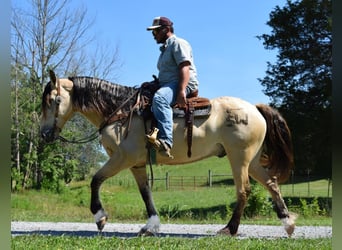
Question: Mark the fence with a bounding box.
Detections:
[107,170,332,198]
[158,170,231,190]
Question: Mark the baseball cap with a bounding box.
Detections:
[146,16,173,30]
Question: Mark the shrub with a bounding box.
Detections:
[244,181,273,218]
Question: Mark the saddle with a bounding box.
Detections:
[174,95,211,157]
[139,79,211,157]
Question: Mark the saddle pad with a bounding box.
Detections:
[173,97,211,118]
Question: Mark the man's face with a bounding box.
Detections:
[151,27,168,44]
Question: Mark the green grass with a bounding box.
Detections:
[11,157,332,225]
[11,156,332,249]
[11,235,332,250]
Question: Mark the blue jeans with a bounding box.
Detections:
[151,81,192,148]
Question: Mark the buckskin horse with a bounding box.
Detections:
[40,70,296,237]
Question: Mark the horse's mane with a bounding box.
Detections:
[69,76,138,117]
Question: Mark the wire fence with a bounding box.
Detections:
[107,170,332,198]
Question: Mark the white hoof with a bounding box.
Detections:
[94,209,108,231]
[138,215,160,236]
[281,213,298,237]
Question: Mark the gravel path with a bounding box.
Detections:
[11,221,331,239]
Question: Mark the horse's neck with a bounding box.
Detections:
[70,76,136,128]
[77,110,105,128]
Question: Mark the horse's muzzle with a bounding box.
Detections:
[40,128,58,143]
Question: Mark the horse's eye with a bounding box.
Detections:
[55,96,62,104]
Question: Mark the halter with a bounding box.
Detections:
[52,77,62,135]
[52,78,99,144]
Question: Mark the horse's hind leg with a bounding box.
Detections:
[249,163,297,236]
[130,165,160,236]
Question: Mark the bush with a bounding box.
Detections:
[300,197,324,217]
[244,181,273,218]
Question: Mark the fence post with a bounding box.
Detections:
[307,169,311,196]
[208,169,212,187]
[166,172,169,190]
[291,170,294,196]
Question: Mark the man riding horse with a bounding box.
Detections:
[146,16,199,158]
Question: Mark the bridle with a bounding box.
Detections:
[51,78,99,144]
[50,78,141,144]
[50,77,62,138]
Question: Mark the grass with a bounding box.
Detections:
[11,157,332,226]
[11,235,332,250]
[11,157,332,249]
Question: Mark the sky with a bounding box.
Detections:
[54,1,288,104]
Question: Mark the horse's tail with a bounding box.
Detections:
[256,104,294,184]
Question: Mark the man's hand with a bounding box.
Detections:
[176,90,187,108]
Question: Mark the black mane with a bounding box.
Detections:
[69,76,138,117]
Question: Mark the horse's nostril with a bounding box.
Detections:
[41,129,53,142]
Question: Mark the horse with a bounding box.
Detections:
[40,70,296,237]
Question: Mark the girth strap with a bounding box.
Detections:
[185,102,195,157]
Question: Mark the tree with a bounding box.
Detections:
[11,0,119,191]
[257,0,332,177]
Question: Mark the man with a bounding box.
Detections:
[146,16,199,158]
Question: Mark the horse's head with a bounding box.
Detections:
[40,70,74,143]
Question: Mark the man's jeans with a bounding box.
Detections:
[151,81,192,148]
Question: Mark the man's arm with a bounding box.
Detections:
[177,61,191,108]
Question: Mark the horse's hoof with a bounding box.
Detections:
[282,213,298,237]
[96,216,108,231]
[94,209,108,231]
[138,228,157,237]
[285,224,295,237]
[217,227,236,236]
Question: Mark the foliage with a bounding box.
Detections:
[244,181,273,218]
[257,0,332,177]
[10,0,113,192]
[258,0,332,177]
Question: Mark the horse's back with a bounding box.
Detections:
[165,96,267,163]
[207,96,266,133]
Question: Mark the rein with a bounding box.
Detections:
[98,88,140,134]
[58,130,100,144]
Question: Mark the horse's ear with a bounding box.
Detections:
[49,70,57,89]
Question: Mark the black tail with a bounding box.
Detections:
[256,104,294,184]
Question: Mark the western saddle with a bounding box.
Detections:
[138,78,211,158]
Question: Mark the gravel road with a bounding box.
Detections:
[11,221,331,239]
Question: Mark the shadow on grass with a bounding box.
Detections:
[11,230,215,238]
[158,196,332,221]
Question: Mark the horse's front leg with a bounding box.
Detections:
[130,165,160,236]
[90,155,126,231]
